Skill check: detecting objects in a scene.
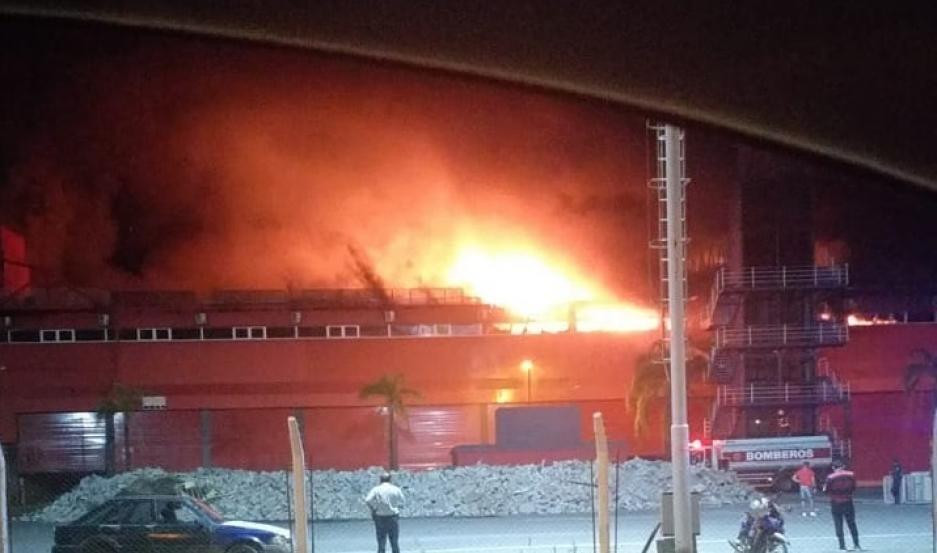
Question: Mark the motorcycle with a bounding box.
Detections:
[729,498,791,553]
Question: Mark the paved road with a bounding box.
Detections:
[10,497,933,553]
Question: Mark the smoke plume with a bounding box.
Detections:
[0,22,652,302]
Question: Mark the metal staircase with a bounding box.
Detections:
[705,265,849,328]
[706,263,851,441]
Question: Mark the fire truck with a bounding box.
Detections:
[708,435,835,491]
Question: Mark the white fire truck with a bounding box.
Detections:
[709,435,835,491]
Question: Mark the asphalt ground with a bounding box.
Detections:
[9,494,934,553]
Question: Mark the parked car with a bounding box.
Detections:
[52,494,291,553]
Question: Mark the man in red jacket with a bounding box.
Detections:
[793,461,817,516]
[824,460,862,551]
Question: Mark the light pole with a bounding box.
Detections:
[520,359,534,403]
[663,124,692,553]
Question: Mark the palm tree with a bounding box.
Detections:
[627,341,708,437]
[359,374,420,470]
[97,383,144,475]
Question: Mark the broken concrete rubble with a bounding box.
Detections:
[24,459,757,523]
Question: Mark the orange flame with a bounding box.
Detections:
[445,244,659,333]
[846,313,898,327]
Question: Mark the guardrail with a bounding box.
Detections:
[2,287,485,310]
[715,264,849,293]
[716,380,850,407]
[706,265,848,326]
[715,323,848,348]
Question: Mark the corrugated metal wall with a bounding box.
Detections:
[16,401,657,473]
[17,413,106,473]
[398,406,484,469]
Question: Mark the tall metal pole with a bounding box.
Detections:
[664,124,693,553]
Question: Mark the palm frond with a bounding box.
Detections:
[627,339,709,437]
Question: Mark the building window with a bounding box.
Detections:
[297,326,327,338]
[434,324,452,336]
[75,329,108,341]
[9,330,40,343]
[266,326,295,339]
[40,329,76,343]
[138,328,171,341]
[233,326,266,340]
[326,325,360,338]
[360,325,389,337]
[391,325,419,336]
[171,327,201,340]
[203,327,233,340]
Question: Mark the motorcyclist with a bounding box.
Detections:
[730,497,786,552]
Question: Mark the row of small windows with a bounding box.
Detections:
[3,323,480,344]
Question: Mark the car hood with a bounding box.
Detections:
[219,520,291,538]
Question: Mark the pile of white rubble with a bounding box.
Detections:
[25,459,757,523]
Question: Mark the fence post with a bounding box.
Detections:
[931,408,936,553]
[0,442,9,553]
[288,416,309,553]
[594,413,610,553]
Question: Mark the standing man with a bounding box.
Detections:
[365,472,405,553]
[776,410,791,436]
[793,461,817,517]
[824,460,861,551]
[890,460,903,505]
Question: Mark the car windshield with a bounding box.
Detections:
[3,14,936,553]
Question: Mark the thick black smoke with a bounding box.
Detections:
[0,20,663,302]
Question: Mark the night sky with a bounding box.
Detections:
[2,18,937,303]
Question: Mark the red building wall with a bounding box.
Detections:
[0,331,658,443]
[120,410,203,471]
[822,324,937,483]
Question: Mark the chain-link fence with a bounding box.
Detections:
[3,413,936,553]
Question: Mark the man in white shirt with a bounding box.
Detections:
[364,472,405,553]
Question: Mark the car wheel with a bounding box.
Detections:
[226,543,262,553]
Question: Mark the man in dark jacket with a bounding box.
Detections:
[890,460,903,504]
[824,461,861,551]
